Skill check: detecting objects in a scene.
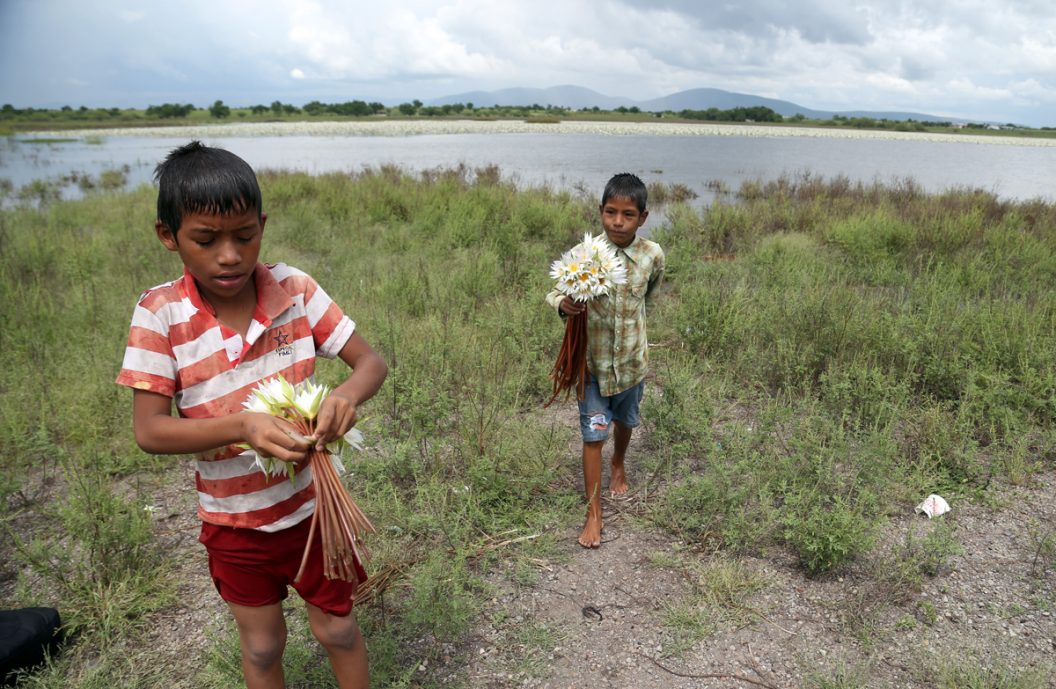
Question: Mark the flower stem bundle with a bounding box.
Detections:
[297,446,373,584]
[546,310,589,405]
[545,233,627,406]
[242,376,374,588]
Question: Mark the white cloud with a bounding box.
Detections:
[947,78,1014,102]
[0,0,1054,125]
[281,0,501,80]
[1008,78,1050,100]
[864,73,918,95]
[1019,34,1056,71]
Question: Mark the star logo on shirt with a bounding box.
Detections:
[273,331,293,356]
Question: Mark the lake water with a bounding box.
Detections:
[2,129,1054,209]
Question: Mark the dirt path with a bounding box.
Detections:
[462,404,1056,689]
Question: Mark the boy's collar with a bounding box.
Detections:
[181,263,293,322]
[605,233,642,260]
[180,267,209,314]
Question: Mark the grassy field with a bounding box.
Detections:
[1,166,1054,687]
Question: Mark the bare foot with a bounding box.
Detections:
[578,511,602,548]
[610,463,629,496]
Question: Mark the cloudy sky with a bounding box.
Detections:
[1,0,1054,126]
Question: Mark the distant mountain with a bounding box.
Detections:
[427,85,955,123]
[639,88,954,123]
[637,88,831,119]
[429,85,633,111]
[834,109,956,123]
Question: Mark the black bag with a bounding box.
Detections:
[0,607,62,686]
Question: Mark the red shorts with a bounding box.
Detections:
[199,517,359,617]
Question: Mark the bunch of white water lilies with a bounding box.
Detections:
[546,234,629,405]
[549,233,628,302]
[242,376,363,479]
[242,375,373,586]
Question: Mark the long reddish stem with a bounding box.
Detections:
[545,310,589,407]
[295,497,320,583]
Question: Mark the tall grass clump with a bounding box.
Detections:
[7,448,172,641]
[650,173,1056,571]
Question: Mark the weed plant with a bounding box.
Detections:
[805,662,869,689]
[654,552,768,655]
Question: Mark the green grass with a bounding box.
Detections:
[2,166,1054,686]
[18,137,80,144]
[925,659,1051,689]
[656,553,769,655]
[805,662,870,689]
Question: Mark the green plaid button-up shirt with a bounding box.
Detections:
[547,234,665,397]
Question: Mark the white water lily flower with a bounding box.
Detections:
[243,392,277,415]
[244,375,320,418]
[244,375,294,414]
[274,376,297,405]
[344,427,364,451]
[242,376,370,480]
[252,453,294,479]
[331,427,366,474]
[292,381,329,420]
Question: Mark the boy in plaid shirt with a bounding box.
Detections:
[546,173,665,548]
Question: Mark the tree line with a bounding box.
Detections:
[3,100,786,122]
[1,101,1046,132]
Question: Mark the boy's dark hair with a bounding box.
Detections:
[601,173,648,212]
[154,141,262,234]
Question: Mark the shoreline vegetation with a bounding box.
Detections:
[2,166,1055,687]
[3,100,1054,144]
[12,118,1056,147]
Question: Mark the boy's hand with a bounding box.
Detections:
[310,392,358,451]
[240,412,312,462]
[559,297,586,316]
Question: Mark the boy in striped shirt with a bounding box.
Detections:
[116,141,387,689]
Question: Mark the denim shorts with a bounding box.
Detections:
[578,375,644,442]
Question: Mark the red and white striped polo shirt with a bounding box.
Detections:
[116,262,355,531]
